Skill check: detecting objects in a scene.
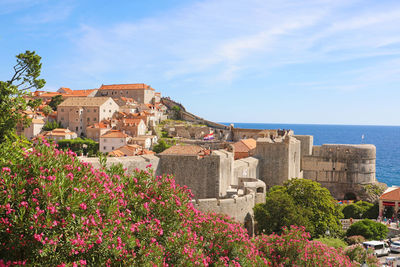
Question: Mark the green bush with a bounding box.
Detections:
[341,201,378,219]
[57,138,98,156]
[313,237,347,249]
[152,139,173,153]
[42,121,62,131]
[346,219,388,240]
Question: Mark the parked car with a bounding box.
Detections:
[363,241,390,257]
[391,241,400,253]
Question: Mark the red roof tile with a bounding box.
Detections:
[99,83,155,91]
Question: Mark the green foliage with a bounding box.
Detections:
[57,138,98,156]
[363,184,385,199]
[49,95,64,111]
[42,121,62,131]
[313,237,347,249]
[161,130,169,138]
[254,188,312,235]
[344,244,380,267]
[346,219,388,240]
[171,105,182,120]
[342,201,375,219]
[255,179,343,238]
[152,139,173,153]
[41,105,53,116]
[0,50,45,142]
[363,202,379,219]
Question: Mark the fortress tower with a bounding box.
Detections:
[255,135,302,188]
[302,144,377,200]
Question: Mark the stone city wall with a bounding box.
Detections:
[255,136,301,188]
[158,150,234,199]
[80,155,161,175]
[302,144,377,199]
[233,157,259,186]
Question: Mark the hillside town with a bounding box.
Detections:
[18,83,168,155]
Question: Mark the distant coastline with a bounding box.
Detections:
[221,122,400,187]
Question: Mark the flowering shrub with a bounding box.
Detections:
[254,226,356,266]
[0,139,266,266]
[0,139,357,266]
[344,244,380,267]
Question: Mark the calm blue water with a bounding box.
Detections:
[221,123,400,186]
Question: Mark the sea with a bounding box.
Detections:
[221,122,400,187]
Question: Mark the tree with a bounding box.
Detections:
[346,219,388,240]
[42,121,62,131]
[42,105,53,116]
[152,139,172,153]
[341,201,376,219]
[0,51,45,142]
[254,188,312,235]
[254,179,343,238]
[49,94,64,111]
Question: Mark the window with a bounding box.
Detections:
[87,109,90,112]
[103,146,106,150]
[121,139,124,143]
[94,118,97,121]
[70,109,72,111]
[109,110,111,112]
[104,139,107,143]
[87,118,90,122]
[61,117,64,120]
[76,119,78,122]
[94,109,97,112]
[61,109,64,112]
[103,109,106,112]
[76,127,78,131]
[76,111,78,114]
[112,147,115,150]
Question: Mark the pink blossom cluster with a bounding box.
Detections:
[0,139,356,266]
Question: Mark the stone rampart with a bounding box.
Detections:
[255,136,301,188]
[233,157,259,186]
[158,150,233,199]
[302,144,377,200]
[192,190,265,235]
[79,155,161,175]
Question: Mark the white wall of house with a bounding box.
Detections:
[100,137,128,153]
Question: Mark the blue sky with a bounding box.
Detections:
[1,0,400,125]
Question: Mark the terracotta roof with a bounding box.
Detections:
[31,118,45,124]
[59,87,72,93]
[101,130,129,138]
[44,128,76,137]
[380,187,400,201]
[109,144,142,157]
[87,122,109,129]
[122,118,143,125]
[233,138,257,153]
[38,92,62,98]
[58,97,113,107]
[99,83,155,91]
[160,145,206,156]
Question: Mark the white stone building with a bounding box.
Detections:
[57,97,119,137]
[100,130,130,153]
